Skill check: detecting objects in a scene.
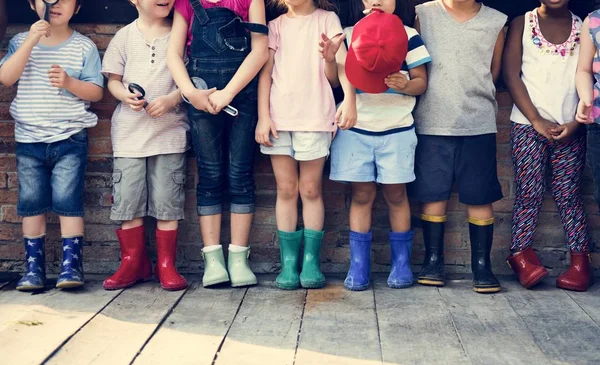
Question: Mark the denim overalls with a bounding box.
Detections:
[188,0,267,216]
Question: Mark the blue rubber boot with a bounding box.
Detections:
[56,236,85,289]
[387,230,414,289]
[344,231,372,291]
[16,235,46,291]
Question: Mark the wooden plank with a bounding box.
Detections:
[503,280,600,365]
[215,280,304,365]
[372,276,470,365]
[0,281,121,365]
[566,284,600,327]
[438,279,551,365]
[295,279,382,365]
[46,281,186,365]
[133,282,246,365]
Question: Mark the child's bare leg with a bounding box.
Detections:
[299,157,326,231]
[349,182,377,233]
[58,216,84,236]
[271,155,299,232]
[382,184,410,232]
[22,214,46,237]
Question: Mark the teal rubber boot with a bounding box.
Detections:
[228,247,257,287]
[202,246,230,287]
[276,229,303,290]
[300,229,326,289]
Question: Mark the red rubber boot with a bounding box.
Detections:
[103,226,153,290]
[556,252,594,292]
[155,228,188,291]
[506,246,548,289]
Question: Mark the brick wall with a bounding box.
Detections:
[0,24,598,277]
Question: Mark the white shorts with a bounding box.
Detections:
[260,131,332,161]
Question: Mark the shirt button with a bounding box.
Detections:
[151,60,155,63]
[152,46,155,50]
[152,53,156,57]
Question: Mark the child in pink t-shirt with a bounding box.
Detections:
[167,0,268,288]
[256,0,356,290]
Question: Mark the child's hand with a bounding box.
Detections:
[255,117,278,147]
[208,89,234,114]
[385,72,409,91]
[25,20,51,46]
[335,99,357,130]
[122,89,146,112]
[186,88,217,114]
[319,33,346,63]
[146,95,175,118]
[48,65,72,89]
[553,121,579,143]
[532,117,560,141]
[576,99,594,124]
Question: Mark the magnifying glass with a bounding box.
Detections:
[128,83,149,109]
[43,0,60,22]
[182,77,239,117]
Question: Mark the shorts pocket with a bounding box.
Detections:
[172,172,186,208]
[112,170,122,207]
[68,130,88,146]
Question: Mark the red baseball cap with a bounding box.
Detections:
[346,9,409,94]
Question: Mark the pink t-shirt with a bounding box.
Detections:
[268,9,343,132]
[174,0,252,51]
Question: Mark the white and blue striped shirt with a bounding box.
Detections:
[0,31,103,143]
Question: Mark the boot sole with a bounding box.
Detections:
[301,281,326,289]
[472,285,502,294]
[161,283,188,291]
[523,270,549,289]
[556,280,594,292]
[417,278,445,287]
[276,281,300,290]
[344,283,370,291]
[231,280,257,288]
[16,284,44,292]
[388,281,414,289]
[203,278,230,287]
[103,276,153,290]
[56,281,84,289]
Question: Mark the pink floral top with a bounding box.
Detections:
[589,9,600,123]
[174,0,253,51]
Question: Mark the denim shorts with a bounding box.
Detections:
[413,133,503,205]
[16,130,88,217]
[111,154,186,222]
[330,128,417,184]
[261,131,332,161]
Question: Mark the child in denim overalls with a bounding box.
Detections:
[168,0,268,288]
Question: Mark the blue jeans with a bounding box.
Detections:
[16,130,88,217]
[187,2,265,216]
[587,123,600,213]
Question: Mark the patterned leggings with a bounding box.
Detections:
[511,123,589,253]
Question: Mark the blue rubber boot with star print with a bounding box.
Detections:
[56,235,85,289]
[16,235,47,291]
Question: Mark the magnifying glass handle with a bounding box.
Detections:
[224,105,238,117]
[44,5,51,22]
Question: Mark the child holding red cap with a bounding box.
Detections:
[323,0,431,291]
[413,0,506,293]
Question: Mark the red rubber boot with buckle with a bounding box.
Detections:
[104,225,153,290]
[556,252,593,292]
[506,246,548,289]
[155,228,188,291]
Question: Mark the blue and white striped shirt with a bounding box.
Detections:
[0,31,103,143]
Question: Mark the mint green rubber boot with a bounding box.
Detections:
[300,229,326,289]
[276,229,303,290]
[228,247,257,287]
[202,246,230,287]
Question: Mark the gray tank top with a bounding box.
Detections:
[414,1,507,136]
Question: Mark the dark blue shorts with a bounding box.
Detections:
[16,130,88,217]
[413,133,503,206]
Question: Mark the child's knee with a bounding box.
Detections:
[382,185,407,206]
[299,180,322,201]
[352,185,377,205]
[278,180,299,201]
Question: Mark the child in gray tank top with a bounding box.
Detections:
[412,0,507,294]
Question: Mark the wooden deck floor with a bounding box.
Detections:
[1,274,599,365]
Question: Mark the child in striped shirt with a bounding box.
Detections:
[0,0,103,291]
